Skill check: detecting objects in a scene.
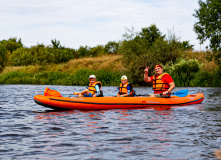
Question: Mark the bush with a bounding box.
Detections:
[9,44,75,66]
[165,59,200,86]
[0,45,7,71]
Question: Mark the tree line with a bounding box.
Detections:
[0,38,119,69]
[0,24,193,68]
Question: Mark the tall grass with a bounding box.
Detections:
[2,55,124,74]
[0,69,123,86]
[1,53,221,87]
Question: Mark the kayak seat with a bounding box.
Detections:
[128,90,136,97]
[97,90,104,97]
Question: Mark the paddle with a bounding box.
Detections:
[137,89,189,97]
[172,89,188,97]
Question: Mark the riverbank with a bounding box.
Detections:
[0,53,221,87]
[0,55,125,86]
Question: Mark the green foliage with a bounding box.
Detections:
[76,46,91,57]
[119,37,150,85]
[51,39,61,49]
[90,45,105,57]
[76,43,120,57]
[0,37,23,54]
[165,59,200,86]
[9,43,75,66]
[193,0,221,64]
[104,41,119,54]
[119,24,188,85]
[10,47,33,66]
[0,38,23,70]
[2,37,120,67]
[149,38,183,65]
[0,69,121,86]
[139,24,165,45]
[179,41,194,50]
[0,45,7,71]
[191,66,221,87]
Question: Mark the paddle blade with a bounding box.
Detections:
[173,89,188,97]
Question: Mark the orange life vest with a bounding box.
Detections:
[152,73,169,91]
[119,82,133,96]
[88,81,102,95]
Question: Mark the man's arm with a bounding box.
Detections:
[163,82,175,96]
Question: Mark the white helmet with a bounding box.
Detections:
[89,75,96,79]
[121,75,128,80]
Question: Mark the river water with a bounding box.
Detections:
[0,85,221,160]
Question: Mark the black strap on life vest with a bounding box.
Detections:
[152,75,169,91]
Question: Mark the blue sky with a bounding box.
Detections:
[0,0,208,50]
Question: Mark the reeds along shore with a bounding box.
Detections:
[0,69,122,86]
[0,55,124,86]
[0,53,221,87]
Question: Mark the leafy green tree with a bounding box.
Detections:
[0,37,23,69]
[193,0,221,64]
[0,45,7,71]
[10,47,31,66]
[51,39,61,49]
[104,41,119,54]
[119,24,191,85]
[90,45,105,57]
[53,48,74,64]
[179,41,194,50]
[0,37,23,54]
[76,46,91,57]
[139,24,165,45]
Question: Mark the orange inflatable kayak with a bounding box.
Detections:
[34,88,204,110]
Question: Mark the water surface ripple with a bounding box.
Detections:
[0,85,221,159]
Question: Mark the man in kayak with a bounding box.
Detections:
[144,64,175,98]
[73,75,103,97]
[117,75,135,97]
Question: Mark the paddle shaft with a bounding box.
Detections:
[137,93,171,97]
[137,89,188,97]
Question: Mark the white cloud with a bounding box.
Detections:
[0,0,208,50]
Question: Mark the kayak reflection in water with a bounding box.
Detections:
[144,64,175,98]
[73,75,103,98]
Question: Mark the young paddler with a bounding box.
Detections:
[117,75,135,97]
[74,75,103,97]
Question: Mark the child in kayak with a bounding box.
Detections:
[74,75,103,97]
[117,75,135,97]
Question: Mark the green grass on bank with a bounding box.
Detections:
[0,69,122,86]
[1,55,124,74]
[0,55,124,86]
[0,53,221,87]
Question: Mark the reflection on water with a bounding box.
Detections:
[0,85,221,159]
[34,107,177,158]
